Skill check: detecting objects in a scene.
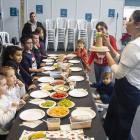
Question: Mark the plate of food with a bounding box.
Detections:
[30,90,50,98]
[68,76,84,82]
[70,67,82,72]
[68,60,80,63]
[71,108,96,119]
[38,77,54,83]
[53,85,69,92]
[19,109,45,121]
[42,59,54,62]
[57,98,75,108]
[50,91,68,100]
[39,100,56,108]
[69,89,88,97]
[50,80,66,86]
[65,56,73,59]
[47,106,69,118]
[42,66,55,71]
[40,85,53,91]
[56,59,67,63]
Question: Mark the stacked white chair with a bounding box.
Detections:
[90,19,99,47]
[45,19,56,51]
[65,19,77,51]
[77,20,88,50]
[55,18,67,51]
[0,31,13,55]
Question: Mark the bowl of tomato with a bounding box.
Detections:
[50,80,66,86]
[50,91,68,100]
[65,56,73,59]
[56,59,67,63]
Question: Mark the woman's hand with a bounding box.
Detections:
[102,34,111,48]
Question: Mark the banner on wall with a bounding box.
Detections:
[36,5,43,14]
[60,9,67,17]
[21,0,24,30]
[85,13,92,22]
[10,7,17,16]
[108,9,115,17]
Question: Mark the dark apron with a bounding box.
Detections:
[103,75,140,140]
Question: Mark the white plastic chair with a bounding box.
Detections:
[55,18,67,51]
[0,32,13,55]
[45,19,56,51]
[65,19,77,51]
[90,19,99,47]
[77,20,88,50]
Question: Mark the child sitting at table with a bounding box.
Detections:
[87,71,114,104]
[0,67,28,103]
[1,45,37,91]
[20,36,44,84]
[30,32,45,68]
[0,75,19,140]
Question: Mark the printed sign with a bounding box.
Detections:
[10,7,17,16]
[108,9,115,17]
[61,9,67,17]
[85,13,92,22]
[36,5,43,14]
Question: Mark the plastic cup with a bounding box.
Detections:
[47,118,60,130]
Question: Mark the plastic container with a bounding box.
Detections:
[70,115,92,129]
[50,71,67,78]
[47,118,60,130]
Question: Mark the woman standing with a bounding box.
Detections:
[103,10,140,140]
[87,22,118,83]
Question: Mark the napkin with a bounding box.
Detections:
[29,99,44,105]
[19,120,42,128]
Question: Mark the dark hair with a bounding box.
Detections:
[20,36,32,44]
[30,12,36,18]
[35,27,44,39]
[102,71,112,79]
[96,21,108,30]
[77,39,85,45]
[2,46,23,66]
[30,31,39,39]
[133,10,140,25]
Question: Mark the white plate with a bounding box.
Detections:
[89,46,110,52]
[42,66,55,71]
[70,67,82,72]
[39,100,56,108]
[38,77,54,83]
[69,89,88,97]
[42,59,54,62]
[50,80,66,86]
[48,54,58,57]
[67,54,77,57]
[50,91,68,100]
[38,83,50,86]
[65,56,73,59]
[68,60,80,64]
[19,109,45,121]
[71,108,96,119]
[30,90,50,98]
[42,71,50,74]
[53,85,69,92]
[45,63,53,65]
[68,76,84,82]
[47,106,69,118]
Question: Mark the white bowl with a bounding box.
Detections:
[50,91,68,100]
[53,85,69,92]
[50,80,66,86]
[40,85,53,91]
[49,71,67,79]
[39,100,56,108]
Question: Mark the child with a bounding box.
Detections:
[20,36,44,85]
[0,67,28,102]
[35,27,46,56]
[30,32,45,68]
[1,46,37,91]
[0,75,19,140]
[87,71,114,104]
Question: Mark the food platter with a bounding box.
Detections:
[69,89,88,97]
[30,90,50,98]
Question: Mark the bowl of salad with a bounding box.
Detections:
[53,85,69,92]
[39,100,56,108]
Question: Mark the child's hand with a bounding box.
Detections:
[19,99,26,107]
[32,76,39,81]
[28,85,37,90]
[40,63,45,67]
[17,79,24,86]
[86,79,92,85]
[22,94,29,100]
[86,65,93,73]
[46,53,48,56]
[12,103,18,108]
[38,68,44,72]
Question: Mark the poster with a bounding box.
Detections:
[108,9,115,17]
[36,5,43,14]
[61,9,67,17]
[85,13,92,22]
[10,7,17,16]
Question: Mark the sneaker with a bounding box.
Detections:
[92,93,99,100]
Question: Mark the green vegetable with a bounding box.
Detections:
[55,86,68,91]
[41,101,54,107]
[57,98,73,107]
[68,63,72,66]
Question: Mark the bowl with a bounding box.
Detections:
[56,59,67,63]
[49,71,67,79]
[50,80,66,86]
[53,85,69,92]
[50,91,68,100]
[39,100,56,108]
[65,56,73,59]
[40,85,53,91]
